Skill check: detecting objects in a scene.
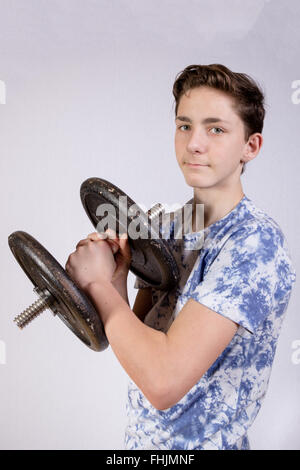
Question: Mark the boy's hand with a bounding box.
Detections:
[65,232,116,293]
[87,229,131,284]
[65,229,131,293]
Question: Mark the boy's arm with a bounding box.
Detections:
[111,276,130,305]
[132,287,153,323]
[86,280,238,411]
[112,277,152,323]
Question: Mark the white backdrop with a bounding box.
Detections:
[0,0,299,450]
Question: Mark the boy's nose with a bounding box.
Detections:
[186,132,208,154]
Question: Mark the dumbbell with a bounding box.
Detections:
[8,177,180,351]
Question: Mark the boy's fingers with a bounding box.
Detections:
[76,238,91,249]
[86,232,119,254]
[119,233,131,261]
[105,228,118,241]
[87,231,107,240]
[86,230,129,258]
[88,229,118,241]
[107,239,119,254]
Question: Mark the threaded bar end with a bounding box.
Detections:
[147,203,164,220]
[14,294,52,329]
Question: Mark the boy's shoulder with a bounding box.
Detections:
[160,195,291,260]
[227,196,287,250]
[204,197,295,286]
[202,195,287,248]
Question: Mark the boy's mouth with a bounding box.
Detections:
[185,162,208,167]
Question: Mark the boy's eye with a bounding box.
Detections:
[178,125,190,131]
[211,127,224,134]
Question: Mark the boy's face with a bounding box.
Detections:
[174,86,254,190]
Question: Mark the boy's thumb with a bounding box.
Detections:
[120,233,131,261]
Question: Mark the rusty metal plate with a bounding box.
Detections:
[8,231,108,352]
[80,177,179,290]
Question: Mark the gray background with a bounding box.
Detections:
[0,0,299,450]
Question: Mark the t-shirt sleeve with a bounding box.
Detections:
[186,222,296,334]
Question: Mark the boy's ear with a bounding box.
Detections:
[241,133,263,164]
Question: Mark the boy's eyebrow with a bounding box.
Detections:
[175,116,230,124]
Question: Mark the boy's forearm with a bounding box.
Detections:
[85,280,168,408]
[111,276,130,306]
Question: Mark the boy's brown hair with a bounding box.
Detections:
[172,64,266,174]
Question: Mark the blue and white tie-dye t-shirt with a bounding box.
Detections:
[124,195,296,450]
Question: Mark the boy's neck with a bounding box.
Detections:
[192,182,245,231]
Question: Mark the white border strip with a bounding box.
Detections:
[0,340,6,365]
[0,80,6,104]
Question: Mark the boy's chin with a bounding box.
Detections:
[183,174,214,189]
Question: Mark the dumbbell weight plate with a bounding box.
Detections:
[8,231,108,352]
[80,177,180,290]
